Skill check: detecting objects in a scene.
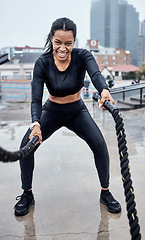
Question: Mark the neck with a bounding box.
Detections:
[53,53,71,71]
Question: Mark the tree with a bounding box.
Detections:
[122,71,136,80]
[136,63,145,80]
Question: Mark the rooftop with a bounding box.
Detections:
[110,64,139,72]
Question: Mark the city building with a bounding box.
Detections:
[140,19,145,35]
[90,0,139,66]
[138,20,145,67]
[86,39,130,68]
[0,46,44,102]
[0,46,43,80]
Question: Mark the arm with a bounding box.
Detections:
[29,58,45,143]
[83,50,114,109]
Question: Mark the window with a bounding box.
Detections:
[103,56,108,59]
[13,72,19,79]
[25,72,31,80]
[115,71,119,76]
[116,50,120,54]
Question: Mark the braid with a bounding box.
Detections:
[43,33,52,54]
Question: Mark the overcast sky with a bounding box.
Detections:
[0,0,145,49]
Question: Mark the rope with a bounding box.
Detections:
[0,135,39,162]
[93,92,141,240]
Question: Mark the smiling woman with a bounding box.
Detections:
[13,17,121,217]
[51,30,75,70]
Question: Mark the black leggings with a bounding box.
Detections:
[20,99,110,191]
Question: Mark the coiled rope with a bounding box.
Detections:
[0,135,39,162]
[93,92,141,240]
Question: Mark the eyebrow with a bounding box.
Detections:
[54,38,73,43]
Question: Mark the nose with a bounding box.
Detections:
[59,43,66,51]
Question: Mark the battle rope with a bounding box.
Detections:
[0,135,39,162]
[93,92,141,240]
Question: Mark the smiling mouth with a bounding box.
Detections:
[57,51,68,57]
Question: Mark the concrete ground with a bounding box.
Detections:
[0,100,145,240]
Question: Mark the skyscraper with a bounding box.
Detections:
[141,20,145,35]
[138,20,145,67]
[90,0,139,66]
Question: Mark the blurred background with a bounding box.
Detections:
[0,0,145,103]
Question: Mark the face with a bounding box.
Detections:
[51,30,75,62]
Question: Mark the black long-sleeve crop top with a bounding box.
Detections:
[31,48,109,123]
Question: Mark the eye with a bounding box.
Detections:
[54,40,61,45]
[65,42,73,46]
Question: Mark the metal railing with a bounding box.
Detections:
[110,83,145,101]
[110,82,145,109]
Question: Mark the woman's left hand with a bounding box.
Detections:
[98,89,114,110]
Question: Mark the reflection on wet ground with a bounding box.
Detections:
[0,101,145,239]
[15,206,36,240]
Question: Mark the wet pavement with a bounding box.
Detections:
[0,100,145,240]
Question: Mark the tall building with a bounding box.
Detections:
[90,0,118,48]
[140,20,145,35]
[90,0,139,66]
[138,20,145,67]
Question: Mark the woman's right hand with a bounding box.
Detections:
[29,125,42,144]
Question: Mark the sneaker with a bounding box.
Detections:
[100,191,121,213]
[14,191,35,216]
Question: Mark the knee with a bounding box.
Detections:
[92,137,109,157]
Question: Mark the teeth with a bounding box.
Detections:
[58,52,66,57]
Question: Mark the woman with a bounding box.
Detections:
[14,17,121,216]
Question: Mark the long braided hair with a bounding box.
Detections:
[43,17,77,54]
